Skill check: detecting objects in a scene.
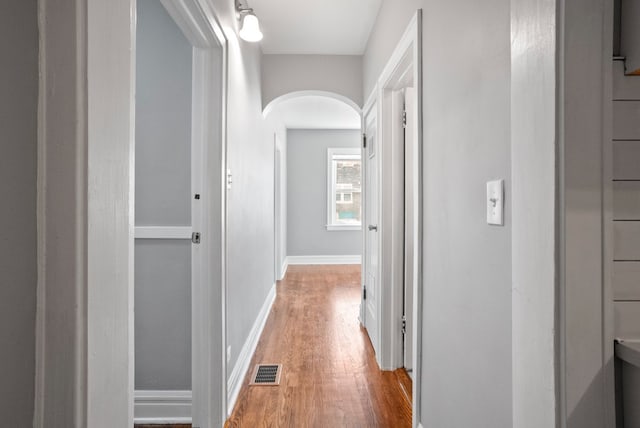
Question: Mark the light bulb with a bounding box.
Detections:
[239,13,263,42]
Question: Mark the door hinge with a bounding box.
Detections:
[191,232,201,244]
[401,315,407,335]
[362,133,367,149]
[363,285,367,300]
[402,110,407,129]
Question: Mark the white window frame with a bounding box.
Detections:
[327,147,362,231]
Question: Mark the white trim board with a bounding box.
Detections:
[287,255,362,265]
[134,226,192,239]
[280,257,289,280]
[226,283,277,416]
[134,390,192,425]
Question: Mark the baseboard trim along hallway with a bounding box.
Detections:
[133,390,192,425]
[227,282,277,415]
[286,255,361,265]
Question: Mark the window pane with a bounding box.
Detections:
[334,157,361,225]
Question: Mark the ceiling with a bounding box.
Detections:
[248,0,382,55]
[268,96,361,129]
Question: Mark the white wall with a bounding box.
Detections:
[204,0,276,386]
[366,1,617,428]
[365,1,513,427]
[262,54,363,108]
[286,129,362,258]
[0,1,38,425]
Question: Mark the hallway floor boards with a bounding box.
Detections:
[225,264,412,428]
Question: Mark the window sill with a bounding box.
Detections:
[326,224,362,232]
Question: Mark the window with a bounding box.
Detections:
[327,148,362,231]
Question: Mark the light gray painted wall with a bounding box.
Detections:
[287,129,362,257]
[136,0,192,227]
[262,54,363,108]
[611,60,640,334]
[135,240,191,389]
[0,1,37,424]
[206,0,275,378]
[135,0,192,390]
[365,1,512,427]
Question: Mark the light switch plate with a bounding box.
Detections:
[487,179,504,226]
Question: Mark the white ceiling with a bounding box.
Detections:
[268,95,361,129]
[248,0,382,55]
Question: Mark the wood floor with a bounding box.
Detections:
[134,265,411,428]
[225,264,412,428]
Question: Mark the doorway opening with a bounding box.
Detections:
[361,11,423,427]
[133,0,227,426]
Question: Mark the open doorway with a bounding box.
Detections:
[133,0,227,426]
[361,11,423,427]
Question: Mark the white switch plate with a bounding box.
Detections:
[487,179,504,226]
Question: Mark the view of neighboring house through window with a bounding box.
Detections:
[327,148,362,230]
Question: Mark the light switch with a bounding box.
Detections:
[486,179,504,226]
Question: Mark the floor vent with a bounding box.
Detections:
[249,364,282,386]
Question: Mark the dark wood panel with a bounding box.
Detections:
[225,264,412,428]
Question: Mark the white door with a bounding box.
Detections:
[364,105,380,356]
[403,88,416,373]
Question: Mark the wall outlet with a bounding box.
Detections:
[227,346,231,363]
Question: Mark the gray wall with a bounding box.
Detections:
[0,1,37,424]
[287,129,362,257]
[611,60,640,336]
[135,0,192,390]
[364,1,513,427]
[221,6,275,381]
[262,55,363,108]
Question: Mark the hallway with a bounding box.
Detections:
[225,265,412,427]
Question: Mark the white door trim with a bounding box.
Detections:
[160,1,229,426]
[362,10,423,428]
[36,0,136,425]
[134,390,193,425]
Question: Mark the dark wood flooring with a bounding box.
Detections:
[135,264,411,428]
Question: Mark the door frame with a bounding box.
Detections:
[361,10,423,428]
[159,1,229,426]
[37,0,225,425]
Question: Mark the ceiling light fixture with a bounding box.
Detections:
[236,0,263,42]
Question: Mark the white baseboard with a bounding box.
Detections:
[134,390,192,424]
[226,283,277,416]
[286,255,362,265]
[280,257,288,280]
